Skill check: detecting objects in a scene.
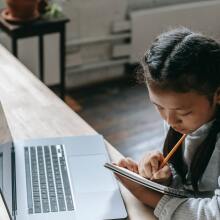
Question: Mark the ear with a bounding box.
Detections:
[214,87,220,104]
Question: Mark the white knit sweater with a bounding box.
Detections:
[154,121,220,220]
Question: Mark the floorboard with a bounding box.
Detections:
[66,78,164,161]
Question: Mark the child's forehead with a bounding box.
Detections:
[148,87,208,110]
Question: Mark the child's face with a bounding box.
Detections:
[147,85,218,134]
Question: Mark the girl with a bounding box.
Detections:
[117,27,220,220]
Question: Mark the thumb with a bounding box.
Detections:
[153,165,171,179]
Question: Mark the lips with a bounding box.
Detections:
[173,127,186,133]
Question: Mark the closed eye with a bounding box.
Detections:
[153,103,164,110]
[179,111,192,116]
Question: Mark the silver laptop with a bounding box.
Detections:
[0,103,127,220]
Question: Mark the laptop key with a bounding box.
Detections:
[30,147,42,213]
[44,146,58,212]
[51,145,66,211]
[37,146,50,213]
[25,145,74,214]
[59,145,74,211]
[24,147,34,214]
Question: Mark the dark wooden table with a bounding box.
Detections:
[0,13,69,100]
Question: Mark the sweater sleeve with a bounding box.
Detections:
[154,177,220,220]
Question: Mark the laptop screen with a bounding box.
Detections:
[0,103,14,218]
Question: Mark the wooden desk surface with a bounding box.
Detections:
[0,44,156,220]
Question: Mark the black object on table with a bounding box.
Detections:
[0,13,70,100]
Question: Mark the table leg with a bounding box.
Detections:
[12,38,18,57]
[60,26,66,100]
[39,35,44,82]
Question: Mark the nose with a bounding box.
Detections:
[166,110,182,126]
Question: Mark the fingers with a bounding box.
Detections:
[150,157,159,174]
[151,165,171,181]
[117,157,139,174]
[116,152,172,185]
[139,159,152,178]
[138,150,164,179]
[115,159,144,191]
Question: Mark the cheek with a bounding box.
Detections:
[181,118,195,128]
[183,112,213,131]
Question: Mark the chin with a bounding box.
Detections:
[173,127,189,134]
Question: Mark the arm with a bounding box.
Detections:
[118,162,220,219]
[116,156,169,208]
[154,126,220,219]
[154,188,220,220]
[115,171,163,208]
[115,160,183,208]
[116,156,220,220]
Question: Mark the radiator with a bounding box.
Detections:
[130,0,220,63]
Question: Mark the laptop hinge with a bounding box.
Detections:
[11,144,17,219]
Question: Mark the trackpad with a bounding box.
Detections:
[68,155,116,193]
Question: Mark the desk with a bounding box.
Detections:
[0,13,69,100]
[0,44,156,220]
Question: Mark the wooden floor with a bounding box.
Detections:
[66,78,164,161]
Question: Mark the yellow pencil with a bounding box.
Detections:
[159,134,187,169]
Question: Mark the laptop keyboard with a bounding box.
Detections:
[24,145,74,214]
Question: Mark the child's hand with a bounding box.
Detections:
[138,150,172,185]
[116,157,143,191]
[115,157,163,208]
[117,157,139,174]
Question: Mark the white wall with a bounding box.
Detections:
[0,0,128,87]
[0,0,219,87]
[130,0,220,62]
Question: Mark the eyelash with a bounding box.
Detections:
[155,105,164,110]
[179,112,192,116]
[156,106,192,116]
[154,104,192,116]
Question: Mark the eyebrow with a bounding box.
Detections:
[152,102,188,110]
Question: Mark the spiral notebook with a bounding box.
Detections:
[104,163,191,198]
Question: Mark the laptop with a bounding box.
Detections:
[0,103,127,220]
